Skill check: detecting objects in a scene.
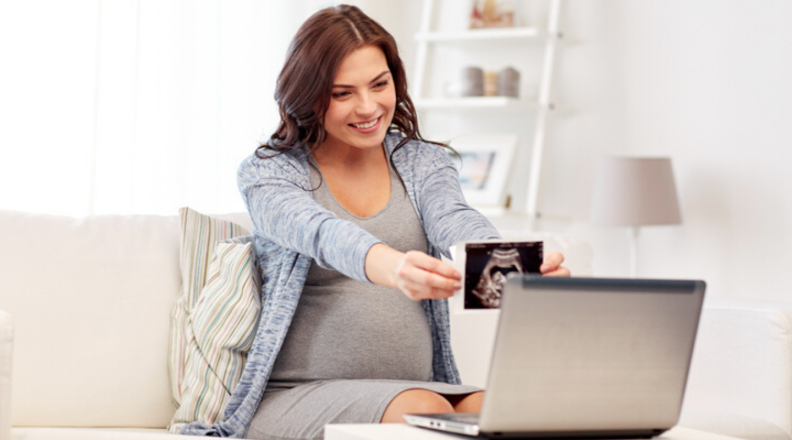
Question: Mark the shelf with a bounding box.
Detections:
[414,96,539,111]
[413,0,563,221]
[415,27,545,43]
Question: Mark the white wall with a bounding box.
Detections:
[546,0,792,302]
[388,0,792,302]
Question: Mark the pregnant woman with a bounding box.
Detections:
[181,5,568,440]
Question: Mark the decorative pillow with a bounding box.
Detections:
[168,208,261,433]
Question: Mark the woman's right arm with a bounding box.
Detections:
[238,152,461,298]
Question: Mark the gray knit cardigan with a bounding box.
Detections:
[181,132,500,437]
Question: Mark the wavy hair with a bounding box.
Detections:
[256,4,438,159]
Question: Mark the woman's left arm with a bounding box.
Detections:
[415,147,500,257]
[416,145,569,276]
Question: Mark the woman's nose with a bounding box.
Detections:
[355,92,377,116]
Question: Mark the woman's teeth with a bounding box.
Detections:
[352,117,378,129]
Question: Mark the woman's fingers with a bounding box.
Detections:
[540,252,564,273]
[418,271,462,292]
[401,280,456,300]
[397,251,461,300]
[540,252,571,277]
[400,269,460,300]
[542,266,571,277]
[404,251,461,280]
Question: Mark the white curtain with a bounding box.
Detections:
[0,0,331,217]
[1,0,401,217]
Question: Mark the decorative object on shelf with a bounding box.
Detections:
[590,157,682,278]
[445,66,521,99]
[483,71,498,96]
[470,0,516,29]
[497,66,520,98]
[444,134,519,209]
[460,66,484,97]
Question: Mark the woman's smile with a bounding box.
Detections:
[349,115,383,133]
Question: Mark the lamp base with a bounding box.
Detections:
[629,226,639,278]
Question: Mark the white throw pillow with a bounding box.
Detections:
[168,208,260,433]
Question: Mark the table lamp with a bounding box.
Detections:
[590,157,682,277]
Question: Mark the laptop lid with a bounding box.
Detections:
[478,276,705,437]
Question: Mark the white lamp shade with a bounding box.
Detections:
[590,157,682,227]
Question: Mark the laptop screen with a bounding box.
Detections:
[479,277,705,434]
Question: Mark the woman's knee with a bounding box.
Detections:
[380,389,455,423]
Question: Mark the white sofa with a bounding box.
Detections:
[0,209,790,440]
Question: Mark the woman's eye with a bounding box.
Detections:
[332,92,350,99]
[374,80,389,89]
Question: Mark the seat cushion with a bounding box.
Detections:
[679,411,791,440]
[0,210,180,427]
[1,311,12,440]
[11,427,189,440]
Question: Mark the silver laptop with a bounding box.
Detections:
[405,276,706,439]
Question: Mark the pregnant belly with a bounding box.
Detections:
[270,283,435,382]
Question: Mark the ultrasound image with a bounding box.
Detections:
[464,242,543,309]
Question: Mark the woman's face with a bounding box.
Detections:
[322,45,396,152]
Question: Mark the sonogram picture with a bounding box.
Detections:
[464,241,543,309]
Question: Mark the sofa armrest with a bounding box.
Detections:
[681,297,792,440]
[1,310,13,440]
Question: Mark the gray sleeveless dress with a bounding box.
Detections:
[245,153,480,440]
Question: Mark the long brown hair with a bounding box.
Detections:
[256,4,434,159]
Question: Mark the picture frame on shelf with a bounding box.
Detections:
[444,134,518,209]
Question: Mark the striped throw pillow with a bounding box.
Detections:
[168,208,261,433]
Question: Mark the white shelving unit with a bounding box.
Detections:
[412,0,562,225]
[415,26,544,42]
[415,96,534,111]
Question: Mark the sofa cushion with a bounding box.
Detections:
[168,235,261,433]
[0,210,180,427]
[682,297,792,440]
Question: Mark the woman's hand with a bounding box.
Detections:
[366,244,462,301]
[540,252,571,277]
[394,251,462,300]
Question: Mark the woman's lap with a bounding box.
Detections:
[245,379,481,440]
